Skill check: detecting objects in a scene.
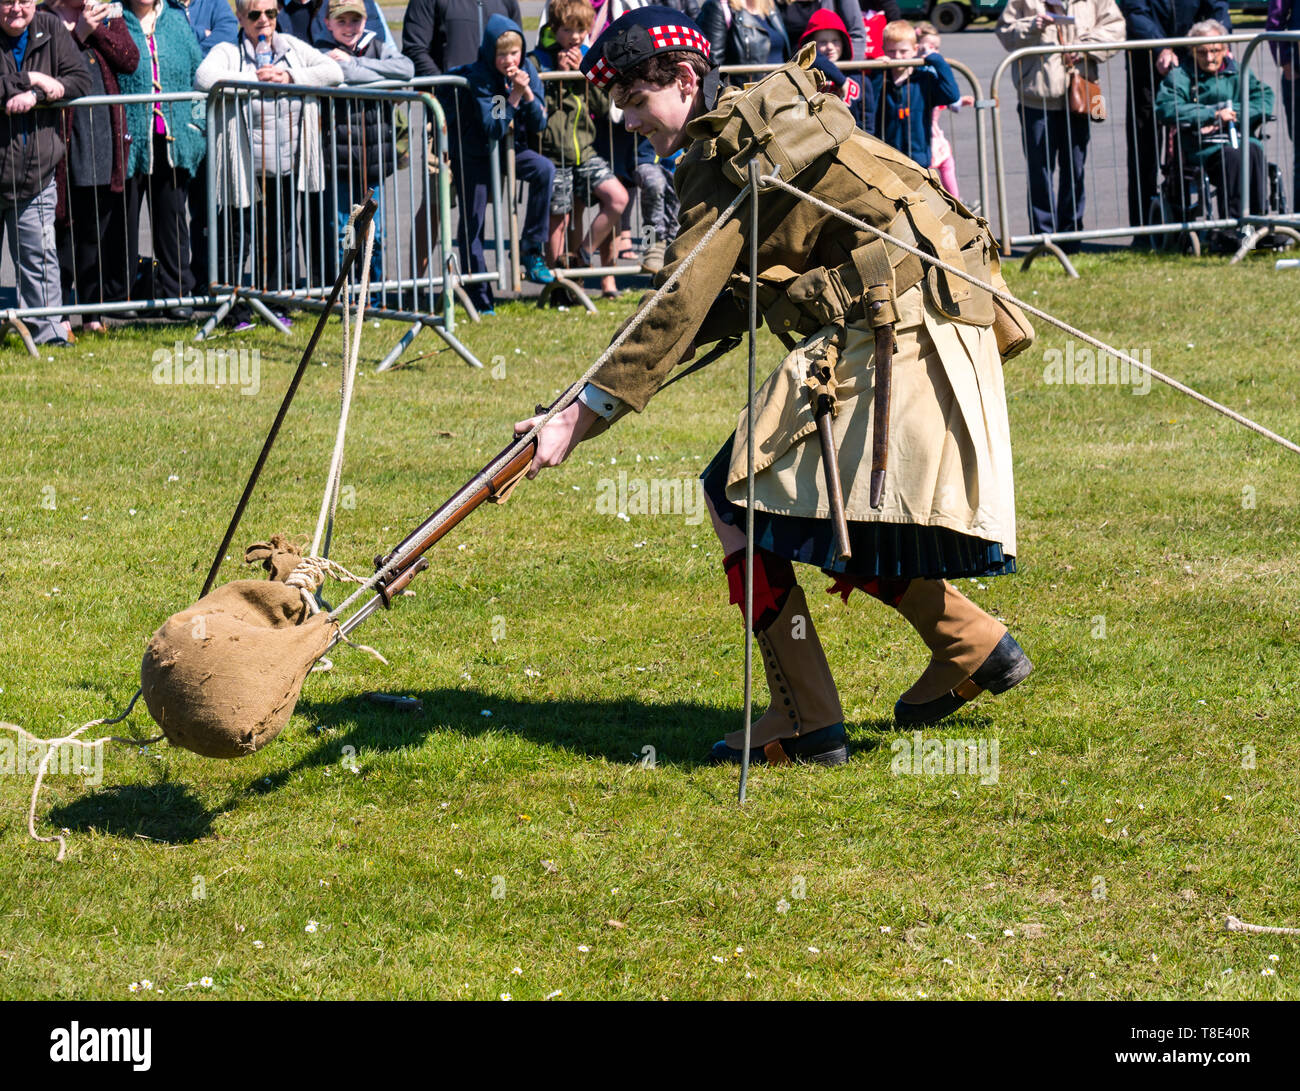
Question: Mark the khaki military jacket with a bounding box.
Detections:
[588,48,1030,554]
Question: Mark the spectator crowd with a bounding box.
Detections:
[0,0,1293,344]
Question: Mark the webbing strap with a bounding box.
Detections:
[733,94,797,183]
[899,195,969,303]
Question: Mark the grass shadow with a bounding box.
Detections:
[295,688,738,770]
[294,689,910,773]
[47,781,232,846]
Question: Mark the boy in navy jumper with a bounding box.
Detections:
[869,19,958,168]
[446,15,555,313]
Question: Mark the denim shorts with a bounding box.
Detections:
[550,155,615,216]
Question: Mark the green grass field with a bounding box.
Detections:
[1,250,1298,1000]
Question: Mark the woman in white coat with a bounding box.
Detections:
[196,0,343,324]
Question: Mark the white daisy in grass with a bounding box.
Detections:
[305,921,318,934]
[1269,954,1280,962]
[576,945,590,953]
[711,956,725,964]
[1262,968,1276,977]
[128,982,140,993]
[500,992,512,1001]
[200,977,214,989]
[140,980,153,991]
[252,940,265,949]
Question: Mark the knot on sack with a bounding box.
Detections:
[284,555,371,616]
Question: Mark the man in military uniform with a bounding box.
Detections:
[516,6,1035,766]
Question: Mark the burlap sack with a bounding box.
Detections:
[140,537,335,759]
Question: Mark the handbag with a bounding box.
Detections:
[1068,65,1105,122]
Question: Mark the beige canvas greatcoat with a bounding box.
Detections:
[587,47,1032,556]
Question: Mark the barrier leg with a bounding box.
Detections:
[195,293,237,341]
[539,274,598,314]
[3,310,39,358]
[432,323,484,368]
[247,296,293,335]
[375,321,425,373]
[1020,239,1080,279]
[451,280,481,323]
[375,317,484,372]
[1229,224,1300,264]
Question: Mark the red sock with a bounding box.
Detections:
[825,573,911,608]
[723,549,796,632]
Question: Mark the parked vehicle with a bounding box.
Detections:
[891,0,1008,32]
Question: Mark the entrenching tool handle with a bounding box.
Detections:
[869,322,896,511]
[815,396,852,561]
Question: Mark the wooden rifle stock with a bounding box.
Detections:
[371,435,537,606]
[367,385,581,609]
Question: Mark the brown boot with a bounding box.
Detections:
[892,579,1032,725]
[712,586,847,766]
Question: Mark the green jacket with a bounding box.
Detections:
[529,31,609,167]
[120,2,206,177]
[1155,62,1273,164]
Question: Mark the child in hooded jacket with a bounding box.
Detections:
[445,14,555,311]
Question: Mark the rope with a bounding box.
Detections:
[295,208,387,666]
[1225,915,1300,936]
[312,210,377,561]
[1,690,162,862]
[757,172,1300,457]
[285,556,389,665]
[327,182,757,625]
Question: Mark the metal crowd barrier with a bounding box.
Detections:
[0,80,505,368]
[1237,31,1300,258]
[201,78,484,369]
[990,33,1298,269]
[0,91,213,355]
[519,56,989,304]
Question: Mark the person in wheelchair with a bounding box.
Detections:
[1155,20,1274,251]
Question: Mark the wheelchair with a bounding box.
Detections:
[1149,116,1290,257]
